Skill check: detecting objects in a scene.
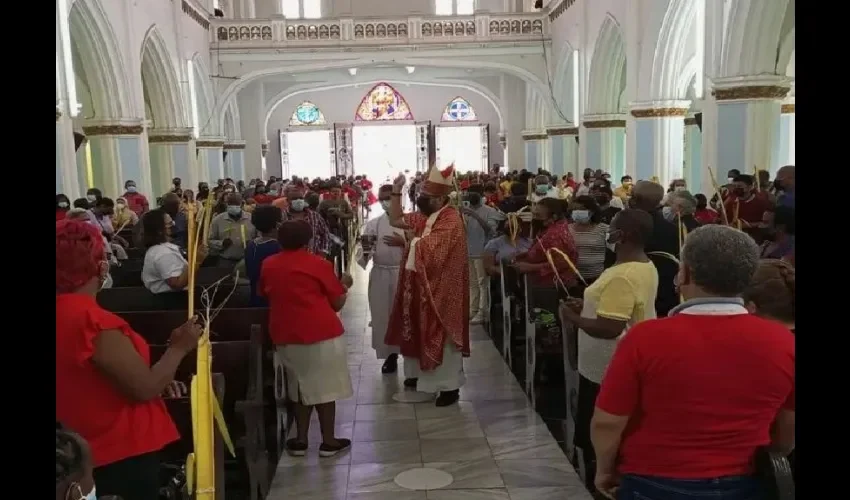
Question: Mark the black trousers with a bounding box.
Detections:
[93,451,161,500]
[574,374,601,489]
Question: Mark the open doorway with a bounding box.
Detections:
[353,124,416,187]
[285,129,334,180]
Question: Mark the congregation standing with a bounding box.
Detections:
[56,163,794,500]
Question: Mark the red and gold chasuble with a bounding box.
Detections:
[385,207,470,371]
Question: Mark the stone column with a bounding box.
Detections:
[581,115,626,180]
[629,102,690,187]
[56,108,82,199]
[521,130,547,171]
[81,120,150,198]
[196,138,226,183]
[261,142,269,180]
[148,128,194,197]
[707,77,790,185]
[546,126,579,177]
[776,102,795,173]
[224,141,247,181]
[683,116,704,195]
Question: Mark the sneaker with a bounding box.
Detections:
[403,377,418,389]
[435,389,460,407]
[319,438,352,457]
[285,439,308,457]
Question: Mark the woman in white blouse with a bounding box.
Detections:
[141,209,207,294]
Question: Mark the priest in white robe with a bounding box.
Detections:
[356,185,407,374]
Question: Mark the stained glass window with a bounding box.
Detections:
[441,97,477,122]
[354,82,414,121]
[289,101,326,126]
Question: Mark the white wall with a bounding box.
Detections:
[264,83,504,174]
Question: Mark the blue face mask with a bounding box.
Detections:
[662,205,676,222]
[126,186,137,193]
[571,209,590,224]
[226,205,242,217]
[535,184,549,195]
[290,199,308,212]
[269,190,278,196]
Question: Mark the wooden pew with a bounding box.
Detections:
[559,302,580,465]
[115,308,274,498]
[98,283,252,312]
[109,265,237,289]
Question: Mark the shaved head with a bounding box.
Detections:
[630,180,665,211]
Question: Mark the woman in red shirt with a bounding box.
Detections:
[259,220,354,458]
[56,219,201,500]
[591,225,795,499]
[513,197,579,288]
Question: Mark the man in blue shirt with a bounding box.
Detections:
[775,165,795,209]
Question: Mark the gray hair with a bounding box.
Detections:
[682,225,760,296]
[669,190,697,215]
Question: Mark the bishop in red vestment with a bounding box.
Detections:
[385,165,470,407]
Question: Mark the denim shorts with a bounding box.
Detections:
[617,474,763,500]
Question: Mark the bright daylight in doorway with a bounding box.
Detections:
[436,126,483,172]
[353,125,417,187]
[285,129,334,180]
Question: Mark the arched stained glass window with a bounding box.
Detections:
[441,97,478,122]
[354,82,414,121]
[290,101,326,126]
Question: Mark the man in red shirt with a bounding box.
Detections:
[121,180,149,216]
[591,225,794,499]
[723,174,772,238]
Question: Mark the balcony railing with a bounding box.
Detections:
[211,12,547,48]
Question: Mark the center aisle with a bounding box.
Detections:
[268,265,591,500]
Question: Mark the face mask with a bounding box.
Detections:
[416,195,436,215]
[58,201,69,208]
[269,190,278,196]
[86,195,96,202]
[116,203,126,210]
[290,199,308,212]
[380,200,391,212]
[126,186,137,193]
[535,185,549,195]
[662,206,677,222]
[674,185,685,192]
[571,209,590,224]
[727,177,735,184]
[226,205,242,217]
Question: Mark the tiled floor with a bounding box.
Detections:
[267,265,591,499]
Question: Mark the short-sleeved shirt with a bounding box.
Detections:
[483,236,531,263]
[259,248,346,345]
[596,303,795,479]
[526,219,580,286]
[578,261,658,383]
[142,243,187,294]
[569,223,609,281]
[465,204,503,257]
[56,293,179,467]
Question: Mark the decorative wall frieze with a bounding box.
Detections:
[546,126,579,136]
[521,130,548,141]
[583,120,626,129]
[196,138,226,148]
[548,0,578,22]
[182,1,210,31]
[224,142,247,150]
[713,85,790,101]
[630,108,689,118]
[148,127,194,144]
[83,125,144,136]
[781,104,795,114]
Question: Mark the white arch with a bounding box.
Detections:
[216,57,550,135]
[551,41,576,124]
[191,53,215,136]
[777,27,795,76]
[587,14,626,114]
[721,0,790,77]
[223,100,242,139]
[262,79,506,134]
[140,26,186,128]
[677,55,700,99]
[648,0,698,99]
[68,0,131,118]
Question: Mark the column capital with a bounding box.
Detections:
[82,118,145,136]
[711,75,791,101]
[629,100,691,118]
[224,140,247,150]
[546,125,578,136]
[582,114,626,129]
[521,130,548,141]
[149,128,194,143]
[781,104,795,114]
[196,137,226,148]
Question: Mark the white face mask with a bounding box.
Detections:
[662,205,677,222]
[86,195,96,202]
[126,186,137,193]
[58,201,69,208]
[380,200,391,212]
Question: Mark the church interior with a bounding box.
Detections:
[55,0,796,499]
